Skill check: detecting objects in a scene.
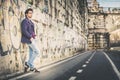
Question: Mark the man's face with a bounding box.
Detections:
[26,11,33,18]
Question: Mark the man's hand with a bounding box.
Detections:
[30,37,34,42]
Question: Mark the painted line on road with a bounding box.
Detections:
[82,64,87,68]
[103,52,120,80]
[76,69,83,73]
[69,76,76,80]
[88,51,96,62]
[85,61,89,64]
[9,51,92,80]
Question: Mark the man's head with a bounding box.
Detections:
[25,8,33,18]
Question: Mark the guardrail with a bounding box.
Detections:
[110,40,120,47]
[103,7,120,13]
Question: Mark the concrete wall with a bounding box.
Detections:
[0,0,88,79]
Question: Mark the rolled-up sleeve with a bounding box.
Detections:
[21,20,32,39]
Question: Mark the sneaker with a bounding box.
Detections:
[30,68,40,73]
[25,62,29,68]
[24,62,29,72]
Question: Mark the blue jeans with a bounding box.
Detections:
[27,39,40,69]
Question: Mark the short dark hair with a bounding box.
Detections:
[25,8,33,15]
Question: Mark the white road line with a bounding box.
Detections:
[87,59,90,62]
[9,72,33,80]
[82,64,87,67]
[103,52,120,80]
[88,51,96,62]
[9,51,91,80]
[69,76,77,80]
[86,61,89,64]
[77,69,83,73]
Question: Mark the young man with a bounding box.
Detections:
[21,8,40,72]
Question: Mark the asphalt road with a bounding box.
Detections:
[9,50,120,80]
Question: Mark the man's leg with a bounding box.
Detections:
[24,46,33,72]
[27,46,35,68]
[27,39,40,71]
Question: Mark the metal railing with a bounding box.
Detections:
[103,7,120,13]
[110,40,120,47]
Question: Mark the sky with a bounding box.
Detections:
[97,0,120,7]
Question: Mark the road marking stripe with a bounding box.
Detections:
[88,59,90,62]
[69,76,76,80]
[77,69,83,73]
[88,51,96,62]
[82,64,87,67]
[103,52,120,80]
[86,61,89,64]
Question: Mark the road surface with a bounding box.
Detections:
[9,50,120,80]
